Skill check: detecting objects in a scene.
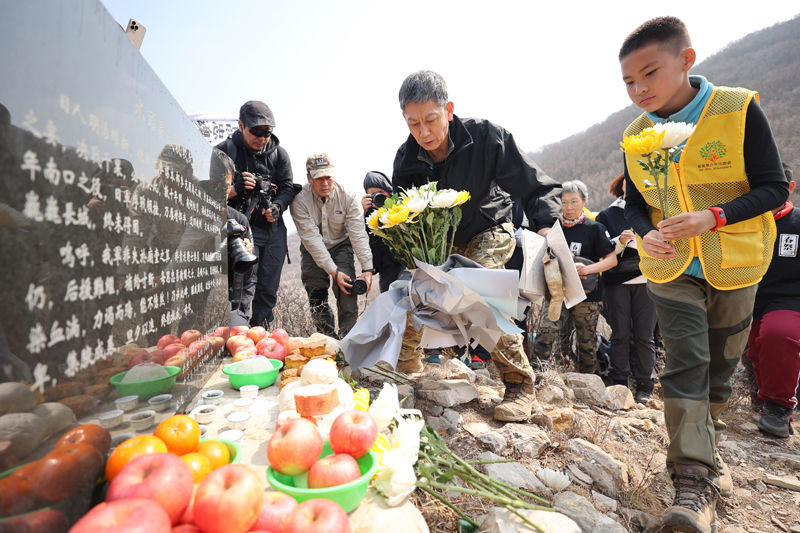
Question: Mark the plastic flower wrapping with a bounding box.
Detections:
[366,181,470,268]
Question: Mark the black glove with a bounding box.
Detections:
[268,203,282,219]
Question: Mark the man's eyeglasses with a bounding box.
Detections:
[249,127,273,138]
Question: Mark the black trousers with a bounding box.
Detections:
[250,222,287,327]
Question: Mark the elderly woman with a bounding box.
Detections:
[596,174,658,404]
[531,180,617,373]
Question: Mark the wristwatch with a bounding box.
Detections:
[361,268,375,274]
[709,206,727,231]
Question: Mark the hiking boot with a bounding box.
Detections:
[494,379,538,422]
[635,390,653,405]
[469,352,491,370]
[661,464,718,533]
[396,354,424,375]
[715,451,732,498]
[758,400,794,438]
[424,349,441,365]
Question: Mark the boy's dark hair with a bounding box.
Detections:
[619,16,691,61]
[211,148,236,180]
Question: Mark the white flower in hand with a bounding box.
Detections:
[390,416,424,465]
[653,122,696,149]
[404,195,430,214]
[368,383,399,432]
[430,189,459,208]
[373,449,416,506]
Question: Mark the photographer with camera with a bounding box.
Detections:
[217,100,299,328]
[290,153,374,338]
[360,171,405,293]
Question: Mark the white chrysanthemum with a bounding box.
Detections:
[430,189,459,208]
[536,467,571,491]
[378,210,390,226]
[373,449,417,506]
[368,382,399,432]
[390,416,424,464]
[404,195,429,214]
[653,122,696,149]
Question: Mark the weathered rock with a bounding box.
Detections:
[769,452,800,470]
[538,384,565,405]
[477,507,580,533]
[428,415,458,435]
[567,463,593,486]
[350,488,429,533]
[473,368,494,386]
[498,423,551,456]
[477,432,507,454]
[442,408,461,427]
[552,491,627,533]
[463,421,492,437]
[740,421,758,432]
[764,474,800,492]
[626,408,665,426]
[620,506,660,532]
[417,379,478,407]
[733,487,751,498]
[427,404,444,417]
[564,372,612,406]
[542,407,579,433]
[591,490,618,513]
[477,452,551,497]
[475,385,503,408]
[396,384,415,409]
[606,385,636,410]
[566,438,629,497]
[442,358,476,383]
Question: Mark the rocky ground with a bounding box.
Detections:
[351,358,800,533]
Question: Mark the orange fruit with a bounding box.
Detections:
[154,415,200,456]
[180,452,212,483]
[195,440,231,470]
[105,435,167,482]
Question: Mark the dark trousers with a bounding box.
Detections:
[250,223,287,327]
[605,283,658,386]
[300,240,357,338]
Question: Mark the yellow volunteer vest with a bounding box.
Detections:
[624,86,776,290]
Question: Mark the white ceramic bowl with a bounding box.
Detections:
[129,409,156,431]
[198,424,209,438]
[98,409,124,429]
[190,404,218,424]
[201,389,224,404]
[217,429,244,441]
[226,411,250,430]
[233,398,254,412]
[148,394,173,412]
[114,395,139,412]
[239,385,259,399]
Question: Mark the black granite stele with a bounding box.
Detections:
[0,2,228,419]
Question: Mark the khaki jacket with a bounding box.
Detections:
[290,181,373,274]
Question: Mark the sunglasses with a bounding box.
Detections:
[249,127,273,138]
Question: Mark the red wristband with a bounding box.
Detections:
[709,207,727,231]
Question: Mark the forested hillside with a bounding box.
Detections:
[533,15,800,210]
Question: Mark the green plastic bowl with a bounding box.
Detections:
[199,437,241,465]
[223,358,283,390]
[109,365,180,399]
[267,442,378,513]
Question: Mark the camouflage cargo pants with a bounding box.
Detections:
[532,300,602,373]
[399,223,535,384]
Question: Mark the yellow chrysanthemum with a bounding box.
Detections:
[367,208,385,230]
[451,190,470,207]
[371,433,392,475]
[620,128,665,155]
[354,388,370,411]
[383,205,410,227]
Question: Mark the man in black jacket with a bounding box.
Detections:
[217,101,299,328]
[392,70,562,422]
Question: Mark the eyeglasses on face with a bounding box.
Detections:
[249,127,273,138]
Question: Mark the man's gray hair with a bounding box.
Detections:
[561,180,589,200]
[399,70,449,111]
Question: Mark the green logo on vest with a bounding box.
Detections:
[700,141,727,162]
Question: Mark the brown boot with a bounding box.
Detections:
[715,451,732,498]
[396,354,424,375]
[494,379,538,422]
[661,464,719,533]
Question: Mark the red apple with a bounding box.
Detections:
[158,334,181,350]
[257,340,286,362]
[123,347,149,364]
[329,410,378,459]
[213,326,230,341]
[164,343,188,358]
[231,325,250,337]
[267,418,323,476]
[256,337,277,352]
[267,329,289,348]
[227,335,255,355]
[129,349,168,368]
[232,347,259,362]
[248,490,298,532]
[0,508,69,533]
[165,354,187,368]
[179,485,198,524]
[106,452,194,525]
[193,464,264,533]
[307,454,361,489]
[181,330,203,347]
[173,525,202,533]
[70,499,172,533]
[247,326,268,344]
[207,336,225,352]
[281,499,351,533]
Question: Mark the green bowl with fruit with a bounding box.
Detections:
[222,358,283,389]
[266,442,378,513]
[198,437,241,465]
[108,365,181,399]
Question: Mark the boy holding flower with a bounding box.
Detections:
[620,16,788,532]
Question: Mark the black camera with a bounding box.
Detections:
[370,192,388,208]
[349,278,368,295]
[226,219,258,273]
[234,172,277,218]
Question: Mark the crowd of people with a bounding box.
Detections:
[216,15,797,533]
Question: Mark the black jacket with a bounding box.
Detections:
[596,203,644,285]
[392,115,561,245]
[217,130,297,231]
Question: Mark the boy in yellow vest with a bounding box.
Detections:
[620,17,788,533]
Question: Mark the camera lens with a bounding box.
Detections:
[350,279,367,295]
[371,192,387,208]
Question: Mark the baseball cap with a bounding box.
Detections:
[306,153,336,179]
[239,100,275,128]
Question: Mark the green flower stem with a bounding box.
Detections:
[423,478,551,512]
[466,458,517,465]
[360,366,414,385]
[417,485,478,527]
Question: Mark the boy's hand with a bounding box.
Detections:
[641,230,675,260]
[657,211,716,240]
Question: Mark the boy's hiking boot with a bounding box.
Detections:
[758,400,794,438]
[494,379,538,422]
[661,464,719,533]
[715,452,732,497]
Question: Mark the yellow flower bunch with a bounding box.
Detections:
[452,190,471,207]
[384,204,411,228]
[353,388,370,411]
[620,128,665,155]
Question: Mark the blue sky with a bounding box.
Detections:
[100,0,798,195]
